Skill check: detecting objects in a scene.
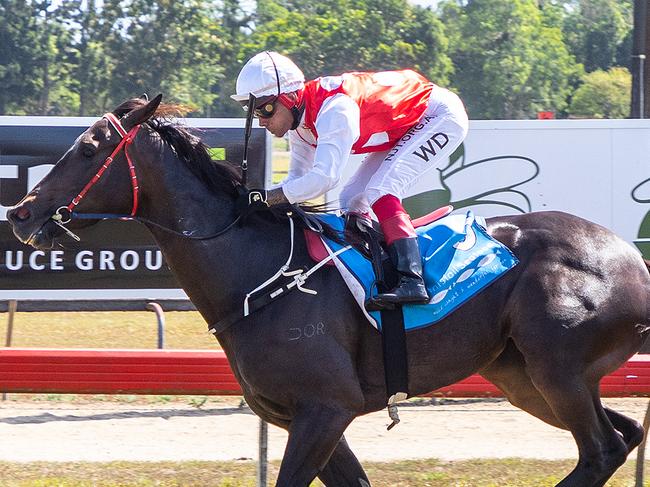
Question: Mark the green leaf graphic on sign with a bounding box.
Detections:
[631,177,650,258]
[404,190,451,219]
[634,212,650,258]
[402,143,539,219]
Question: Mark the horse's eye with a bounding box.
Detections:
[82,147,95,158]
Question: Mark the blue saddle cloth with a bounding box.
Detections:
[317,211,519,332]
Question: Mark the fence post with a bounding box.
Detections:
[146,302,165,349]
[635,400,650,487]
[257,419,268,487]
[3,300,17,401]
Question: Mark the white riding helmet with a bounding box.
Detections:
[231,52,305,102]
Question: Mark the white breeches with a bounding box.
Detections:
[339,86,469,214]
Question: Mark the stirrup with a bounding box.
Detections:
[365,280,396,311]
[387,392,407,430]
[364,296,396,311]
[373,280,429,305]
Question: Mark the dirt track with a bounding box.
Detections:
[0,397,647,463]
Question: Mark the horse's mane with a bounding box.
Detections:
[112,98,342,243]
[113,98,242,198]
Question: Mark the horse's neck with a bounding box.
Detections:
[135,154,230,234]
[139,173,292,332]
[155,220,292,337]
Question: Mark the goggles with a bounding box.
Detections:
[239,96,277,119]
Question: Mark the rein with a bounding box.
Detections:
[49,113,242,242]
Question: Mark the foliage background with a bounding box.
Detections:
[0,0,635,119]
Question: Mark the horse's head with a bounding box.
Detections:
[6,95,163,250]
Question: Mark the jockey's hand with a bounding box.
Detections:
[236,188,269,217]
[236,187,289,218]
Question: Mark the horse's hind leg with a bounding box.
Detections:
[275,403,356,487]
[481,342,566,429]
[603,407,644,451]
[526,366,629,487]
[482,343,634,487]
[318,435,371,487]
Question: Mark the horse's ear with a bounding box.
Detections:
[122,93,163,130]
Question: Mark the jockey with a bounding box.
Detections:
[232,51,469,308]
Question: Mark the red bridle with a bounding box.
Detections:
[48,110,243,243]
[56,113,141,223]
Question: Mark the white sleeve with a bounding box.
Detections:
[282,94,360,203]
[287,131,316,182]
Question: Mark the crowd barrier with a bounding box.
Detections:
[1,348,649,397]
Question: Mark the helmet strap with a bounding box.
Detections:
[290,105,305,130]
[278,89,305,130]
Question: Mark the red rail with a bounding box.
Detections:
[0,348,648,397]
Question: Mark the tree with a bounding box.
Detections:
[29,0,86,115]
[246,0,452,85]
[568,67,631,118]
[209,0,252,117]
[440,0,583,119]
[562,0,633,73]
[106,0,226,115]
[0,1,42,114]
[63,0,113,115]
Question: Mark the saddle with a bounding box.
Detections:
[304,205,454,268]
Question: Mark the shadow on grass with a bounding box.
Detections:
[0,405,255,424]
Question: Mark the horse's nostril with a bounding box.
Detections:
[9,206,31,222]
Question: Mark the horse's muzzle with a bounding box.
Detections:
[6,204,59,249]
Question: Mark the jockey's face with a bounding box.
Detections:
[258,102,293,138]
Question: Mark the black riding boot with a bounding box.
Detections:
[373,237,429,305]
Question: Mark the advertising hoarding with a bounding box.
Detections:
[0,117,270,300]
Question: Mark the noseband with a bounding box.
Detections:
[49,113,241,242]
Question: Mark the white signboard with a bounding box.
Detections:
[326,119,650,257]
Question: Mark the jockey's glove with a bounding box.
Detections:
[235,187,288,219]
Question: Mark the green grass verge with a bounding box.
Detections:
[0,459,645,486]
[2,311,214,350]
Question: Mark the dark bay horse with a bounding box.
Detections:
[7,95,650,487]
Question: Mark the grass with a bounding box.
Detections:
[0,310,221,404]
[2,311,214,350]
[0,459,646,486]
[271,136,289,184]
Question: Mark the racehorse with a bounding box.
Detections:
[7,95,650,487]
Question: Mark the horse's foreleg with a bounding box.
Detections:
[275,404,356,487]
[318,435,371,487]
